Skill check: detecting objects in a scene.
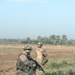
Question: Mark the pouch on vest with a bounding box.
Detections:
[16,53,30,73]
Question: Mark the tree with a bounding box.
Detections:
[25,37,31,44]
[37,36,42,42]
[60,34,67,45]
[49,34,56,44]
[55,35,60,45]
[62,34,67,40]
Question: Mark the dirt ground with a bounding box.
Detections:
[0,44,75,74]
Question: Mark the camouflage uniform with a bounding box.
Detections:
[16,46,35,75]
[35,43,48,75]
[35,43,47,66]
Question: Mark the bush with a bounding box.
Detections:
[62,60,68,65]
[47,61,59,68]
[42,72,51,75]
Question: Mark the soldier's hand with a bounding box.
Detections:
[31,60,35,64]
[37,67,41,70]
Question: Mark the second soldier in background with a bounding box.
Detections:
[35,43,48,67]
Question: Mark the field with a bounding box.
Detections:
[0,44,75,75]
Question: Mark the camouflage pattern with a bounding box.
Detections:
[16,46,34,75]
[16,69,28,75]
[23,46,32,52]
[35,44,48,75]
[35,48,47,65]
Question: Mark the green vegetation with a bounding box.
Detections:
[0,72,15,75]
[2,70,75,75]
[0,34,75,45]
[1,58,75,75]
[41,58,75,75]
[41,70,75,75]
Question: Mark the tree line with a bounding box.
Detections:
[0,34,75,45]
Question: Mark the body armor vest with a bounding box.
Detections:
[16,53,30,73]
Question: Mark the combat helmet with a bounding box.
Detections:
[37,42,42,46]
[37,42,42,48]
[23,45,32,52]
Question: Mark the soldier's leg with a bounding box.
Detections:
[16,69,28,75]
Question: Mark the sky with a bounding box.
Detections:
[0,0,75,39]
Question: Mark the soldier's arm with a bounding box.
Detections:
[19,54,33,67]
[42,49,47,57]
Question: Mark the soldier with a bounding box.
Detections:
[16,45,35,75]
[35,42,48,66]
[35,43,48,75]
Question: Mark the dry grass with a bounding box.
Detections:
[0,44,75,74]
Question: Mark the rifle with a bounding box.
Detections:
[27,55,45,74]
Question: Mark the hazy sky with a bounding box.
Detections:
[0,0,75,39]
